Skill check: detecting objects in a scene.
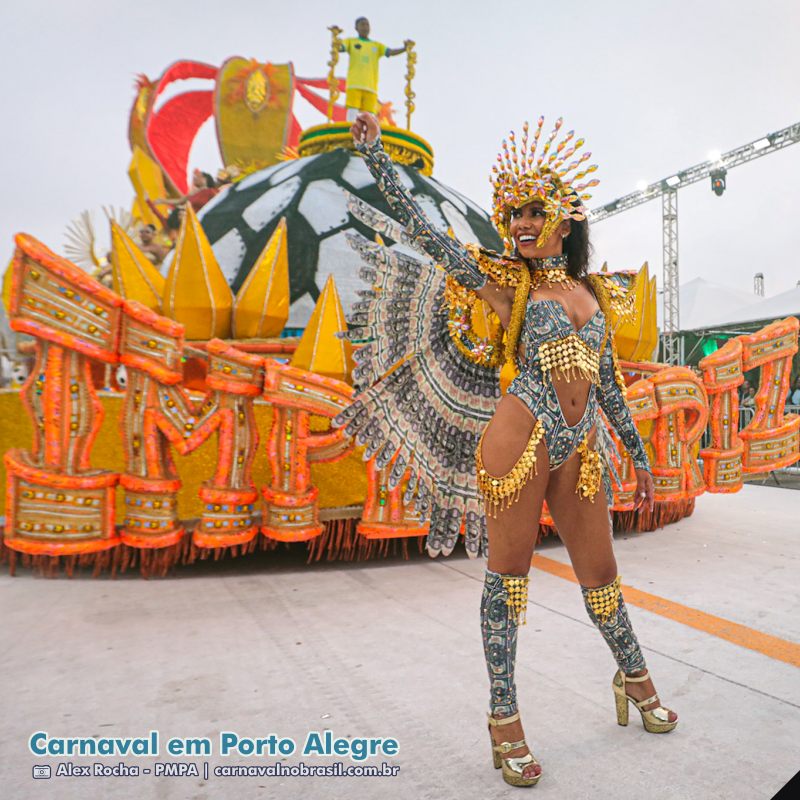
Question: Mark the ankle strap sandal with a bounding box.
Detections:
[612,669,678,734]
[486,711,542,787]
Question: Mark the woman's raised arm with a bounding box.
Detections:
[352,113,492,294]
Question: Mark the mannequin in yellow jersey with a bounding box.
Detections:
[339,17,410,120]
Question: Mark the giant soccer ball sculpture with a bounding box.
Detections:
[198,149,503,327]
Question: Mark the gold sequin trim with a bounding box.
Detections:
[502,575,530,626]
[476,418,545,518]
[610,336,628,399]
[586,273,636,396]
[585,576,621,623]
[529,267,579,292]
[504,264,531,367]
[586,273,639,324]
[576,433,602,502]
[464,243,527,288]
[443,275,504,367]
[538,334,600,384]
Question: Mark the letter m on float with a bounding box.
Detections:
[118,301,264,550]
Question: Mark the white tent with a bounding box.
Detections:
[656,277,761,331]
[704,284,800,327]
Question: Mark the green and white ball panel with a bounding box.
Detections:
[198,150,502,329]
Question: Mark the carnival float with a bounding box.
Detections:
[1,28,798,577]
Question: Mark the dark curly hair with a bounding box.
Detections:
[562,215,592,279]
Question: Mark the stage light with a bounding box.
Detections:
[665,175,681,188]
[752,137,770,150]
[710,168,727,197]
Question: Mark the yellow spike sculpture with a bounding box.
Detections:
[128,146,167,228]
[233,218,290,338]
[615,262,659,362]
[162,205,233,340]
[290,274,354,383]
[109,221,165,311]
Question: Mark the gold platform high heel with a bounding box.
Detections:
[612,670,678,733]
[486,711,542,787]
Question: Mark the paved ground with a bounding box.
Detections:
[1,483,798,800]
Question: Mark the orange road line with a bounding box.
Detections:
[532,554,800,668]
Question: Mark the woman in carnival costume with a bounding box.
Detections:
[333,112,678,788]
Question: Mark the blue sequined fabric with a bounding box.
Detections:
[581,578,647,674]
[508,297,605,470]
[481,569,524,715]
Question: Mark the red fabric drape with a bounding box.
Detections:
[147,91,214,194]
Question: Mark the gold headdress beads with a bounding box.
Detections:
[490,117,600,251]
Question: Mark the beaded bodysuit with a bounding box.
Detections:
[333,137,651,558]
[504,278,647,472]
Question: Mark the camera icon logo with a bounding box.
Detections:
[32,765,51,779]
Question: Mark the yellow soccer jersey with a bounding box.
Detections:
[343,37,388,93]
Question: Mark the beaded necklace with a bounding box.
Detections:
[528,254,580,292]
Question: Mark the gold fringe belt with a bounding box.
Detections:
[476,418,546,518]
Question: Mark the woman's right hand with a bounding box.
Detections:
[351,112,380,146]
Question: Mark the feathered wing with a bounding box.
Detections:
[333,195,501,558]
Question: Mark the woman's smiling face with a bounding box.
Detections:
[508,202,570,258]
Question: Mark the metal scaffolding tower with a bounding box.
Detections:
[661,190,680,364]
[588,121,800,364]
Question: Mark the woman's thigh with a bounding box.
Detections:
[480,393,550,575]
[544,425,618,587]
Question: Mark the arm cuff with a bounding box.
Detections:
[355,135,383,154]
[632,458,652,473]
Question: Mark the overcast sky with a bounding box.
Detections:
[3,0,799,301]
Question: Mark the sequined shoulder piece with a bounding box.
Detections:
[463,243,527,288]
[586,271,640,330]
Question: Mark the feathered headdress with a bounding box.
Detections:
[490,117,600,251]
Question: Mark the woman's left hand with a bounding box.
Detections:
[633,468,654,513]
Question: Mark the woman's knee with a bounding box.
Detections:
[574,561,618,589]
